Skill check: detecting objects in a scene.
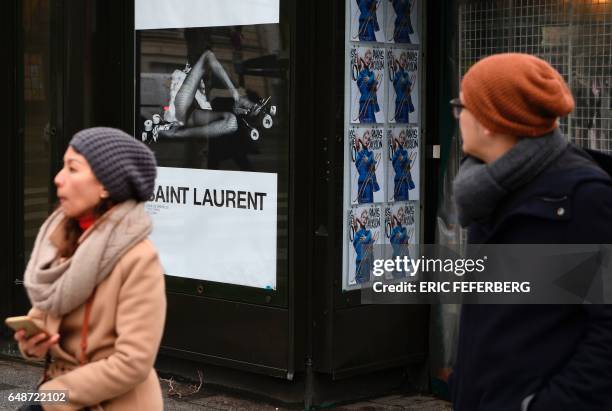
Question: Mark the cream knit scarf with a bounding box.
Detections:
[24,200,152,316]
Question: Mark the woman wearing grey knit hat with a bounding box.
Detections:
[13,127,166,410]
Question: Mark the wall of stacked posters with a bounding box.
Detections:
[343,0,422,290]
[135,0,287,290]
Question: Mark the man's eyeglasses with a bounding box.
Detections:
[450,98,465,119]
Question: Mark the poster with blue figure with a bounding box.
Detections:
[348,205,382,286]
[351,46,386,124]
[387,48,418,124]
[387,126,419,202]
[385,0,418,44]
[384,202,417,280]
[350,127,386,205]
[351,0,385,42]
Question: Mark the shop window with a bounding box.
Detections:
[21,0,53,261]
[135,0,290,302]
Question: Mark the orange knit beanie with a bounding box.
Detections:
[461,53,575,137]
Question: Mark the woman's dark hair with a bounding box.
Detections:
[57,198,114,258]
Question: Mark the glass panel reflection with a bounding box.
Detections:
[22,0,53,261]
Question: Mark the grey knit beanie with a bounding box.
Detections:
[69,127,157,202]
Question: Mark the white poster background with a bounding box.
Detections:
[135,0,280,30]
[146,167,277,289]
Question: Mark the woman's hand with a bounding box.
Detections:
[14,330,59,359]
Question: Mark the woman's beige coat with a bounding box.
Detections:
[20,225,166,411]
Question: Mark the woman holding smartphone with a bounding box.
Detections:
[14,127,166,411]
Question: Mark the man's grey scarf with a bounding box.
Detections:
[453,129,568,227]
[24,200,152,316]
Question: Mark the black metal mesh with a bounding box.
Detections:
[460,0,612,152]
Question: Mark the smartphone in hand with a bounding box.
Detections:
[5,316,48,338]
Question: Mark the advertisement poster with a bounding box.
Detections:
[135,0,279,30]
[385,0,419,44]
[384,202,417,279]
[350,127,386,205]
[136,0,283,288]
[350,0,385,42]
[146,167,277,289]
[348,205,383,286]
[350,46,386,124]
[387,48,418,124]
[137,25,285,169]
[387,126,419,202]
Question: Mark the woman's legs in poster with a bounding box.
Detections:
[161,50,244,139]
[173,53,207,123]
[162,110,238,139]
[203,49,255,112]
[174,50,241,122]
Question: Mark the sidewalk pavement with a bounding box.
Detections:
[0,358,451,410]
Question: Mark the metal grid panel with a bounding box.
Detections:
[459,0,612,152]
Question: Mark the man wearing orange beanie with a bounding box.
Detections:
[450,53,612,410]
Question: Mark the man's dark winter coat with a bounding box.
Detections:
[450,143,612,411]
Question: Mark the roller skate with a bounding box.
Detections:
[141,113,183,143]
[234,96,277,141]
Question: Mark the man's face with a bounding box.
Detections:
[459,92,487,160]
